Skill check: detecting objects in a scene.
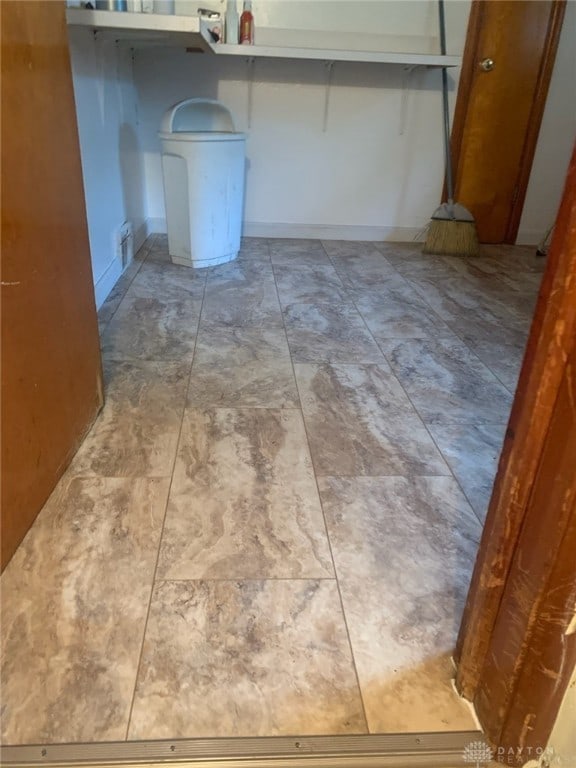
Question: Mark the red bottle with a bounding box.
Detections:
[239,0,254,45]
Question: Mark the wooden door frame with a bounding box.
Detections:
[450,0,566,244]
[455,143,576,758]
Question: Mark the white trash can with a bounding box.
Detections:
[159,99,246,268]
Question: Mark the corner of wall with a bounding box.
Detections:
[69,28,148,309]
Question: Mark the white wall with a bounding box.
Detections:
[518,0,576,245]
[68,28,147,308]
[543,662,576,768]
[135,0,471,241]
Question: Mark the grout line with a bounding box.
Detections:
[97,237,152,333]
[409,418,507,531]
[123,259,209,741]
[372,333,489,530]
[152,576,340,583]
[65,468,494,483]
[321,241,492,669]
[277,238,371,734]
[379,282,525,424]
[330,245,527,532]
[324,247,528,532]
[401,271,532,393]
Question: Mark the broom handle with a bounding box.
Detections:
[438,0,455,204]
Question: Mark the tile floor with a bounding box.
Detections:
[0,236,544,745]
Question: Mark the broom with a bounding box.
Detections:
[423,0,479,257]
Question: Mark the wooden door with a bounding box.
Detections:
[1,1,103,570]
[456,143,576,756]
[451,0,566,243]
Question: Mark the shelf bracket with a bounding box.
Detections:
[399,64,418,136]
[246,56,255,129]
[322,60,335,133]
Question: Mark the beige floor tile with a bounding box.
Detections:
[408,275,530,334]
[1,477,170,745]
[380,338,513,425]
[69,359,189,477]
[238,237,270,261]
[295,363,450,476]
[188,325,298,408]
[284,303,385,364]
[97,256,144,328]
[130,260,206,302]
[464,338,526,392]
[128,580,366,739]
[269,238,331,266]
[427,423,507,523]
[202,278,282,328]
[157,408,333,580]
[350,277,455,340]
[273,264,349,306]
[101,293,201,362]
[319,475,481,733]
[326,246,399,288]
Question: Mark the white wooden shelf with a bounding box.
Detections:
[66,9,460,67]
[66,8,209,48]
[207,40,460,67]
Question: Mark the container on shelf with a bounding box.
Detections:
[153,0,175,13]
[239,0,254,44]
[199,9,223,42]
[225,0,239,44]
[95,0,127,10]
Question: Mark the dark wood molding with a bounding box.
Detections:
[455,143,576,750]
[493,354,576,754]
[504,0,567,242]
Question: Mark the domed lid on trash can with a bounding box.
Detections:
[158,98,245,142]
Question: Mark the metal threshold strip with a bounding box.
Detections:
[1,731,483,768]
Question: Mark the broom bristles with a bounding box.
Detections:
[423,219,479,257]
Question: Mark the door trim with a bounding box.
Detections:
[450,0,566,244]
[455,143,576,750]
[0,732,483,768]
[504,0,566,242]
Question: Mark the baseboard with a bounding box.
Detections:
[133,218,148,253]
[147,216,167,235]
[145,217,424,243]
[243,222,425,242]
[515,229,547,246]
[93,258,122,310]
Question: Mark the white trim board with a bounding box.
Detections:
[146,217,425,243]
[93,258,122,310]
[93,219,148,310]
[133,218,148,254]
[146,217,168,236]
[243,222,425,242]
[516,228,552,246]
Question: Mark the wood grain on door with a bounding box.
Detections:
[451,0,566,243]
[1,1,103,570]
